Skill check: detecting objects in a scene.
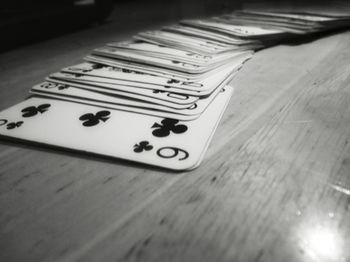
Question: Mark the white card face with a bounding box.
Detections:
[31,71,231,120]
[45,78,199,106]
[106,40,253,66]
[50,72,212,97]
[228,12,320,27]
[62,62,184,87]
[133,35,213,56]
[29,92,201,121]
[182,19,286,37]
[61,62,212,91]
[92,46,248,75]
[84,55,201,81]
[138,30,232,47]
[0,86,233,170]
[163,25,258,45]
[85,49,252,81]
[85,55,238,82]
[92,47,212,74]
[249,11,344,22]
[107,41,213,64]
[31,82,195,111]
[135,31,233,55]
[58,57,248,94]
[218,14,318,34]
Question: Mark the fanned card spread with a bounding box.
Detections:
[1,9,350,170]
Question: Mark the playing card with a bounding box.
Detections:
[28,93,200,121]
[134,30,236,55]
[31,81,195,110]
[30,73,230,121]
[106,40,253,68]
[91,46,248,75]
[162,24,262,46]
[3,5,348,172]
[85,55,195,82]
[106,41,213,64]
[213,14,318,34]
[0,86,234,170]
[92,46,209,73]
[49,72,227,97]
[259,10,350,30]
[232,10,350,32]
[85,51,252,82]
[181,19,291,39]
[42,79,199,108]
[57,59,245,95]
[230,11,320,26]
[251,10,349,22]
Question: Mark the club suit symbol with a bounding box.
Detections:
[40,82,68,90]
[151,118,188,137]
[21,104,51,117]
[122,68,133,73]
[167,79,180,84]
[40,82,58,89]
[79,110,111,127]
[6,121,23,130]
[133,141,153,153]
[153,90,166,94]
[57,85,69,90]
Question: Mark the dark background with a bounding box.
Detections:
[0,0,344,51]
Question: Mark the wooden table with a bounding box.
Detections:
[1,9,350,262]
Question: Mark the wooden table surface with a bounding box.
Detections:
[1,8,350,262]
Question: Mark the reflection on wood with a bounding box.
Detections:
[1,3,350,262]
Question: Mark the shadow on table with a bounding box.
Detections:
[281,27,350,47]
[0,135,186,174]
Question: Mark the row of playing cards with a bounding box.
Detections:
[1,9,349,170]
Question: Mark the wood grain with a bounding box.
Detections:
[1,11,350,262]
